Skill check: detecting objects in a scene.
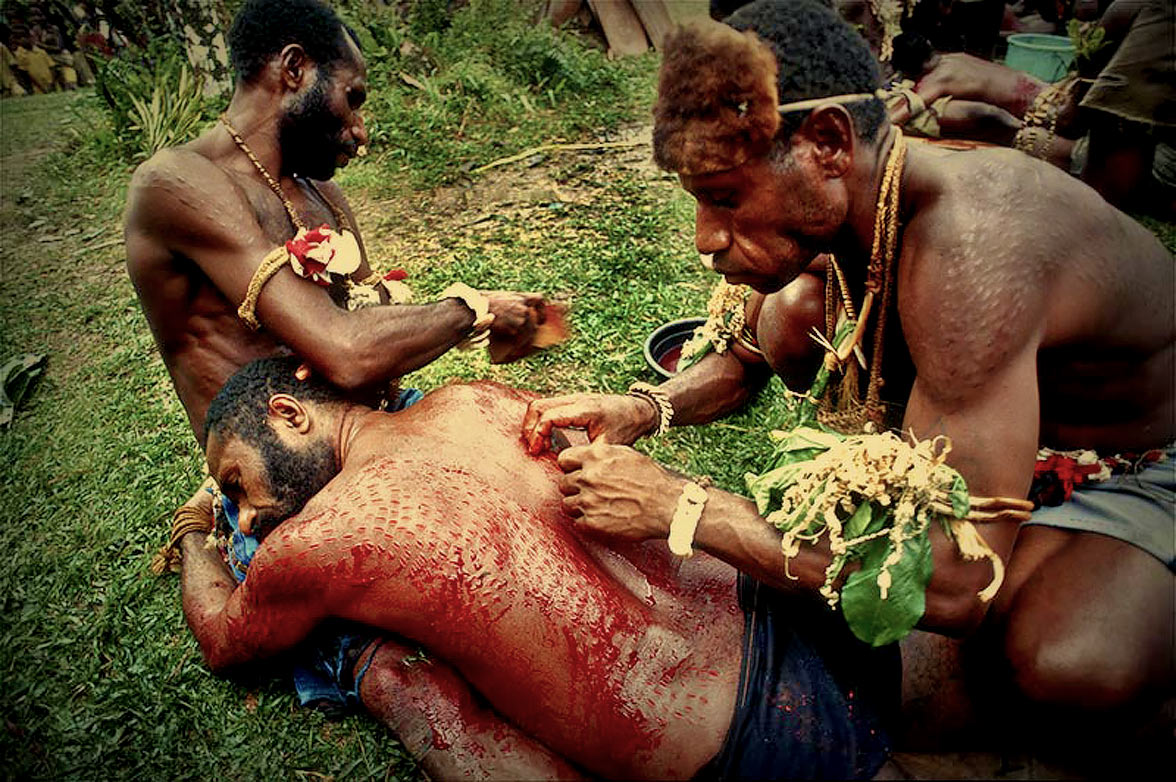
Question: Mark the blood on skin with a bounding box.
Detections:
[1009,73,1045,122]
[229,382,745,779]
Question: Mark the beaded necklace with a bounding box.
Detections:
[218,114,353,236]
[819,128,907,433]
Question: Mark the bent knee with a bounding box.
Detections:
[1003,620,1159,710]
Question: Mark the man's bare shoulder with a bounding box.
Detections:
[127,145,242,223]
[934,146,1111,227]
[248,504,347,575]
[898,150,1057,393]
[124,138,275,281]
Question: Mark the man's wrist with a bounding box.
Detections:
[626,393,661,437]
[440,283,494,347]
[626,382,673,436]
[179,529,211,549]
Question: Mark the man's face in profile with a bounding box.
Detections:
[280,70,348,181]
[207,422,337,540]
[279,33,368,181]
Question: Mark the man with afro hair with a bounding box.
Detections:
[526,0,1173,764]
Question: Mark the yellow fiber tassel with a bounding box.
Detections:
[950,519,1004,602]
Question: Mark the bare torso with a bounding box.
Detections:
[755,144,1174,454]
[124,128,360,443]
[243,383,744,779]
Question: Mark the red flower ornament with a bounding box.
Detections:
[286,224,361,285]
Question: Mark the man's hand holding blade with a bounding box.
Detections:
[555,442,685,542]
[483,291,569,364]
[522,393,659,455]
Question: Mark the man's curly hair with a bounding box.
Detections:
[205,356,341,447]
[228,0,360,84]
[653,0,885,174]
[727,0,885,143]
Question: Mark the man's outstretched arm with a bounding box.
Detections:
[523,347,771,453]
[519,269,832,452]
[125,150,542,391]
[175,509,584,779]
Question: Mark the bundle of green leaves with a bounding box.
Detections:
[743,324,993,647]
[94,38,209,160]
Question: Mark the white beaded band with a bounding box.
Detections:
[441,282,495,349]
[667,481,708,558]
[627,382,673,437]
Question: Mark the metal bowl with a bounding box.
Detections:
[643,317,706,379]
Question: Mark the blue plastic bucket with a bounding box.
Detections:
[1005,34,1075,83]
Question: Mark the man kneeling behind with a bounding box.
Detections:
[179,356,899,780]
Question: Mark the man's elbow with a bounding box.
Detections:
[184,612,243,672]
[200,646,233,674]
[196,635,247,674]
[923,576,998,637]
[310,333,405,392]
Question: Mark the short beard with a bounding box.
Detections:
[254,436,338,539]
[278,72,346,181]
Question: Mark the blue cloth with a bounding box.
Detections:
[697,575,899,780]
[1025,447,1175,571]
[217,387,422,712]
[218,493,256,583]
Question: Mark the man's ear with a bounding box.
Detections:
[278,43,311,92]
[268,393,312,434]
[800,106,855,178]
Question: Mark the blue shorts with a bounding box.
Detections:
[697,576,899,780]
[1025,448,1175,571]
[215,387,423,714]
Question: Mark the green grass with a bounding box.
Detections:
[2,4,1175,779]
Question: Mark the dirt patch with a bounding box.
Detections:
[347,123,672,271]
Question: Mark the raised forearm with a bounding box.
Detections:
[302,298,476,390]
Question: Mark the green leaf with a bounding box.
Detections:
[676,327,713,372]
[841,532,934,646]
[744,462,806,515]
[780,426,843,452]
[762,426,841,471]
[843,501,875,539]
[949,471,970,518]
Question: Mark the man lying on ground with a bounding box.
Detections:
[523,0,1174,759]
[178,355,900,780]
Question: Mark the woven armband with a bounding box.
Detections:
[237,246,293,330]
[626,382,674,436]
[441,282,495,349]
[148,503,216,575]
